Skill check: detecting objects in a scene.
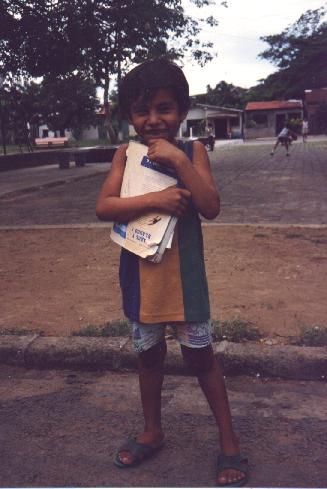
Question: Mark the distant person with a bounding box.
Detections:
[270,123,298,156]
[96,58,249,487]
[302,119,309,143]
[205,124,215,151]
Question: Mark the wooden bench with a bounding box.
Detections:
[35,137,69,148]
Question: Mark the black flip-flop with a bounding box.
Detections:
[114,437,164,468]
[216,453,249,487]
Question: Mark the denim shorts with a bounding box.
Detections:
[132,320,212,353]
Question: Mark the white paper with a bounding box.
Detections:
[110,141,178,260]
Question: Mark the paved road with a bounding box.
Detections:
[0,140,326,226]
[0,365,326,488]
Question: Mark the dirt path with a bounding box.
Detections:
[1,225,326,341]
[1,365,327,487]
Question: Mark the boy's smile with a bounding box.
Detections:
[129,88,186,145]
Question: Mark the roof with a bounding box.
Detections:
[191,103,243,113]
[305,88,327,103]
[245,100,303,111]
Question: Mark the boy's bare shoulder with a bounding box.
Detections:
[111,143,129,166]
[116,143,129,155]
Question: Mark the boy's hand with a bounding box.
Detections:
[155,186,191,217]
[147,139,185,168]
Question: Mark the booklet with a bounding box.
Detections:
[110,141,178,263]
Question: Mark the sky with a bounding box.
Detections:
[181,0,326,95]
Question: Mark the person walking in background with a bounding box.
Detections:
[205,123,215,151]
[270,123,298,156]
[96,58,249,487]
[302,118,309,143]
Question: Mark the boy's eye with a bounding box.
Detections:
[157,104,174,113]
[132,105,148,116]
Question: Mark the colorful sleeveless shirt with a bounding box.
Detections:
[119,140,210,324]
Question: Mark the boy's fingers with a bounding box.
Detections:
[179,188,191,198]
[147,139,159,148]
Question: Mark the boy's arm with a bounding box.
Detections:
[147,139,220,220]
[96,144,191,222]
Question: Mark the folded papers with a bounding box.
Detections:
[110,141,178,263]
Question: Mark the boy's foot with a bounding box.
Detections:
[217,433,248,486]
[115,431,165,467]
[217,453,248,487]
[270,151,274,155]
[286,152,290,156]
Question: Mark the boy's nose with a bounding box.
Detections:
[147,110,160,125]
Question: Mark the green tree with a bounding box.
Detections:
[193,81,247,108]
[0,0,227,142]
[256,6,327,100]
[39,75,99,140]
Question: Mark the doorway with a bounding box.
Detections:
[214,119,227,139]
[275,114,286,135]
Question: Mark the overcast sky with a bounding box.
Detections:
[181,0,326,94]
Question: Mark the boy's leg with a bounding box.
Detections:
[117,338,166,465]
[181,344,246,486]
[138,340,167,440]
[271,138,279,155]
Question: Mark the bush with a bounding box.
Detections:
[297,325,327,346]
[212,317,262,343]
[72,319,131,337]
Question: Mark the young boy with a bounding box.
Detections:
[270,123,298,156]
[96,59,248,487]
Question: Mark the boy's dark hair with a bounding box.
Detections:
[119,58,190,117]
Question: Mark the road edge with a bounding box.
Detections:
[0,334,326,380]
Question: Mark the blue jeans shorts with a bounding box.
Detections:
[132,320,212,353]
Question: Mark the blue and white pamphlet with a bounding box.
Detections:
[110,141,178,263]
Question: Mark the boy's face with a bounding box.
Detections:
[129,88,186,144]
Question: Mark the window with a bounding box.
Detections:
[246,112,268,128]
[252,113,268,125]
[229,117,239,127]
[288,112,301,120]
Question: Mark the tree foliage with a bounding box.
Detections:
[0,0,226,141]
[193,81,247,108]
[255,6,327,100]
[39,75,99,138]
[0,75,99,146]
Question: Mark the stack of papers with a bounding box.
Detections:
[110,141,178,263]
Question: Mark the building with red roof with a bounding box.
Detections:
[244,100,303,139]
[305,88,327,134]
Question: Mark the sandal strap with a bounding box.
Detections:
[217,453,248,474]
[119,437,156,462]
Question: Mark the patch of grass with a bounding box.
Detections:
[254,233,268,239]
[72,319,131,337]
[0,327,43,335]
[297,325,327,347]
[285,233,304,240]
[212,317,262,343]
[310,238,327,245]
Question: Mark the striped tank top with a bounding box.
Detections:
[119,140,210,324]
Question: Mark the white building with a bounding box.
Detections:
[180,103,243,139]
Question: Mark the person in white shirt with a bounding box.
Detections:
[270,123,298,156]
[302,119,309,142]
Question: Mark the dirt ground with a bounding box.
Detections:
[1,224,326,342]
[1,364,327,488]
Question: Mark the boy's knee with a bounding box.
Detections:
[138,341,167,370]
[181,344,215,375]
